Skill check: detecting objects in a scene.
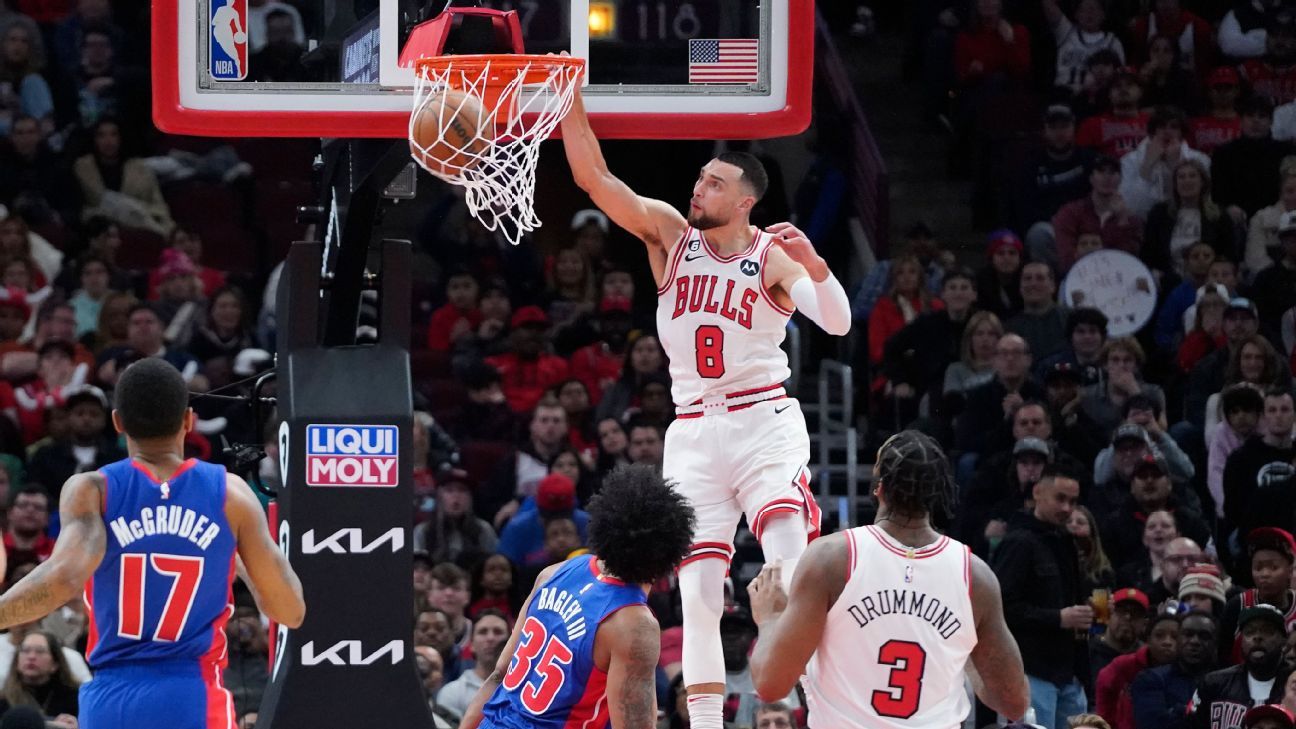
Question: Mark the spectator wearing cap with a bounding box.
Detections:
[1191,602,1288,728]
[567,294,633,404]
[1051,156,1143,273]
[26,385,122,501]
[1243,162,1296,281]
[1214,97,1296,220]
[851,223,948,322]
[1042,0,1125,95]
[1223,389,1296,543]
[1036,308,1108,387]
[975,230,1025,320]
[720,605,800,727]
[1006,105,1095,247]
[1088,583,1150,684]
[1118,106,1210,219]
[495,472,589,569]
[481,399,568,528]
[1127,0,1214,75]
[1208,385,1265,521]
[1091,424,1158,519]
[954,333,1046,462]
[412,469,497,569]
[879,267,976,423]
[446,361,515,443]
[992,468,1090,729]
[1096,607,1180,729]
[1156,242,1223,349]
[1246,704,1296,729]
[1006,261,1067,362]
[1181,565,1229,616]
[1077,71,1150,158]
[1100,450,1210,570]
[1222,529,1296,664]
[425,268,482,353]
[1251,211,1296,332]
[1093,394,1196,489]
[1143,163,1237,280]
[1190,68,1244,155]
[962,435,1055,556]
[570,208,610,269]
[1080,337,1167,442]
[485,305,570,414]
[1131,611,1220,729]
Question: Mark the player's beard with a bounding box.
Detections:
[688,207,728,230]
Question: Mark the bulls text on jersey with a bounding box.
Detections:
[669,274,759,330]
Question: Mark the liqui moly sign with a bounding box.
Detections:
[305,425,399,488]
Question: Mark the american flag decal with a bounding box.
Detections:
[688,38,759,84]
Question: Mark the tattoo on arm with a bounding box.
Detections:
[617,619,660,729]
[0,575,55,628]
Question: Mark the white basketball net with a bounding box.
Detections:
[410,56,584,246]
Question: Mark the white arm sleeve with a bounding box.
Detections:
[789,274,851,336]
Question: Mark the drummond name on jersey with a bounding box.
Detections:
[846,588,966,640]
[109,505,222,550]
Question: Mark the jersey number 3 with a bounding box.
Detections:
[695,325,725,378]
[502,616,574,714]
[118,553,204,642]
[871,639,927,719]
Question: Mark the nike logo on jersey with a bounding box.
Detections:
[684,253,706,262]
[670,274,758,329]
[774,404,792,414]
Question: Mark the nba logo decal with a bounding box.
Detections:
[209,0,248,81]
[305,425,399,487]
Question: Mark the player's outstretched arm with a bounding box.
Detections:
[765,222,851,336]
[603,605,661,729]
[226,474,304,628]
[966,555,1030,720]
[560,88,686,247]
[0,473,106,630]
[460,561,561,729]
[748,534,846,701]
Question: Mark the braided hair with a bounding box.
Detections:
[875,430,957,520]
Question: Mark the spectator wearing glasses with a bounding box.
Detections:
[954,333,1046,480]
[2,486,50,582]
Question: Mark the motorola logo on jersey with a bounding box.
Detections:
[739,260,760,276]
[300,639,405,666]
[670,274,757,329]
[301,527,405,555]
[305,425,398,487]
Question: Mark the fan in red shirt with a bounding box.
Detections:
[1078,69,1151,157]
[953,0,1032,85]
[486,306,570,413]
[1126,0,1215,75]
[1190,67,1244,155]
[426,268,484,351]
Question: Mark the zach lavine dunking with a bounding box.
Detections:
[560,89,852,728]
[747,431,1029,729]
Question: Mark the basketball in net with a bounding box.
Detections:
[409,88,488,177]
[409,54,585,247]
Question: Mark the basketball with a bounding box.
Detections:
[410,88,488,177]
[233,30,246,43]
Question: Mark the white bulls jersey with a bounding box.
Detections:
[655,226,792,406]
[804,526,977,729]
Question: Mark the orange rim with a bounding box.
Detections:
[415,54,585,90]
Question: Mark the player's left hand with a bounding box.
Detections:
[766,223,822,269]
[748,561,788,626]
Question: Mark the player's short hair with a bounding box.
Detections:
[113,358,189,440]
[875,430,956,520]
[715,151,769,201]
[587,464,694,585]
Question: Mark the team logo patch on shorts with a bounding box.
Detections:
[739,259,760,276]
[306,425,398,487]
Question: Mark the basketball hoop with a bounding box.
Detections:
[410,54,585,246]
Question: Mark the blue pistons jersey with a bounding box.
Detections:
[481,555,647,729]
[84,458,237,669]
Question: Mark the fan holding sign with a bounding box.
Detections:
[1061,250,1158,337]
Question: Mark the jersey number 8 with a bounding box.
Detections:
[502,616,574,714]
[694,325,725,378]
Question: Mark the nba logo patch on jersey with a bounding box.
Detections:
[209,0,248,81]
[305,425,398,487]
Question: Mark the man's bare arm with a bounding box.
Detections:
[0,474,106,629]
[560,89,686,247]
[604,606,660,729]
[748,534,846,701]
[967,554,1029,720]
[460,561,560,729]
[226,474,304,628]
